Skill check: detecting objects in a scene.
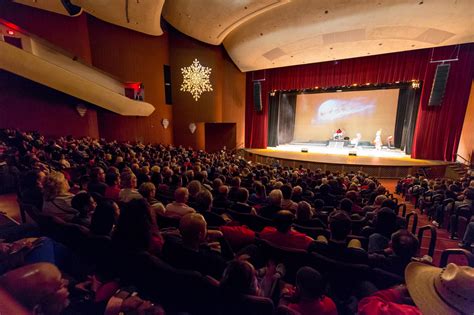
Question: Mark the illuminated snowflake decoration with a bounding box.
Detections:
[180,59,213,101]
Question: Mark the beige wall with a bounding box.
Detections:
[457,81,474,165]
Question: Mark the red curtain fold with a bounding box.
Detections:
[245,44,474,162]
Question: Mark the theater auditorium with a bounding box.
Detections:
[0,1,473,314]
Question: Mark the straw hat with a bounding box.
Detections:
[405,262,474,315]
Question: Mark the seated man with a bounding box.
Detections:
[230,188,256,214]
[162,213,230,280]
[310,210,367,264]
[0,263,70,315]
[165,187,196,218]
[213,185,233,209]
[259,189,283,219]
[369,229,420,277]
[260,210,314,250]
[294,201,326,229]
[281,184,298,213]
[280,266,337,315]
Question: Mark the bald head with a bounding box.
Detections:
[0,263,69,315]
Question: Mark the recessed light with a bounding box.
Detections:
[379,43,383,46]
[324,10,329,14]
[419,1,423,4]
[412,44,416,47]
[329,47,333,50]
[260,33,263,36]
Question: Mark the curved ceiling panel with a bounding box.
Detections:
[71,0,164,36]
[162,0,290,45]
[224,0,474,71]
[13,0,80,16]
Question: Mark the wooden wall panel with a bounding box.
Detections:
[0,71,99,138]
[87,16,172,144]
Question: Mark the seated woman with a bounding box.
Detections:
[42,171,78,222]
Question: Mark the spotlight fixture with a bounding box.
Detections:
[411,80,420,89]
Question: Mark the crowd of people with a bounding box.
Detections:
[0,128,473,315]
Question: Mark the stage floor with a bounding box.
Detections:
[245,144,448,167]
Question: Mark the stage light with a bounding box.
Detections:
[365,83,371,86]
[7,30,14,35]
[411,80,420,89]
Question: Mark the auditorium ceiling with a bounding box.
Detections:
[13,0,474,72]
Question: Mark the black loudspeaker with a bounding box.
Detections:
[348,152,357,156]
[61,0,82,16]
[301,148,308,153]
[428,63,450,106]
[253,81,262,112]
[163,65,172,105]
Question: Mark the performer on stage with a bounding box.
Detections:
[333,128,344,140]
[386,135,394,149]
[350,133,362,148]
[374,129,382,150]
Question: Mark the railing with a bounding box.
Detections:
[456,153,470,166]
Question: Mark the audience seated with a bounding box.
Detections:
[280,266,337,315]
[260,210,314,250]
[0,263,70,315]
[2,128,473,314]
[162,213,229,279]
[260,189,283,219]
[42,171,79,222]
[118,170,142,203]
[230,187,257,214]
[165,187,196,218]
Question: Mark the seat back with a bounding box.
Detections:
[371,268,404,289]
[155,212,180,229]
[256,238,309,283]
[440,248,474,267]
[217,294,274,315]
[292,225,330,240]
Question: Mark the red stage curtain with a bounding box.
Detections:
[245,44,474,162]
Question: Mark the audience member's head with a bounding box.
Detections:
[339,198,353,213]
[105,172,120,187]
[328,210,351,241]
[21,169,46,190]
[295,266,325,300]
[195,190,213,212]
[374,207,397,237]
[43,171,70,201]
[138,182,156,200]
[120,171,137,189]
[174,187,189,203]
[281,184,293,200]
[90,199,119,236]
[269,189,283,207]
[91,167,105,182]
[187,180,202,198]
[0,263,69,315]
[391,229,419,261]
[71,192,96,217]
[274,210,295,233]
[113,198,152,251]
[179,213,207,246]
[296,201,312,222]
[313,199,325,211]
[220,260,258,296]
[237,187,250,203]
[374,194,387,206]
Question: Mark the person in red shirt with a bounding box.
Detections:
[281,266,337,315]
[259,210,314,250]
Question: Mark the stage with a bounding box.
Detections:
[242,144,450,178]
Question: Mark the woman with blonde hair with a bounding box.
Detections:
[42,171,78,222]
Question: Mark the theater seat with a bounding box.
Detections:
[217,294,274,315]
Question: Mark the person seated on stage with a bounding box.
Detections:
[260,210,314,250]
[332,128,344,141]
[386,135,394,149]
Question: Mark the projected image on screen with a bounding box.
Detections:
[294,89,399,142]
